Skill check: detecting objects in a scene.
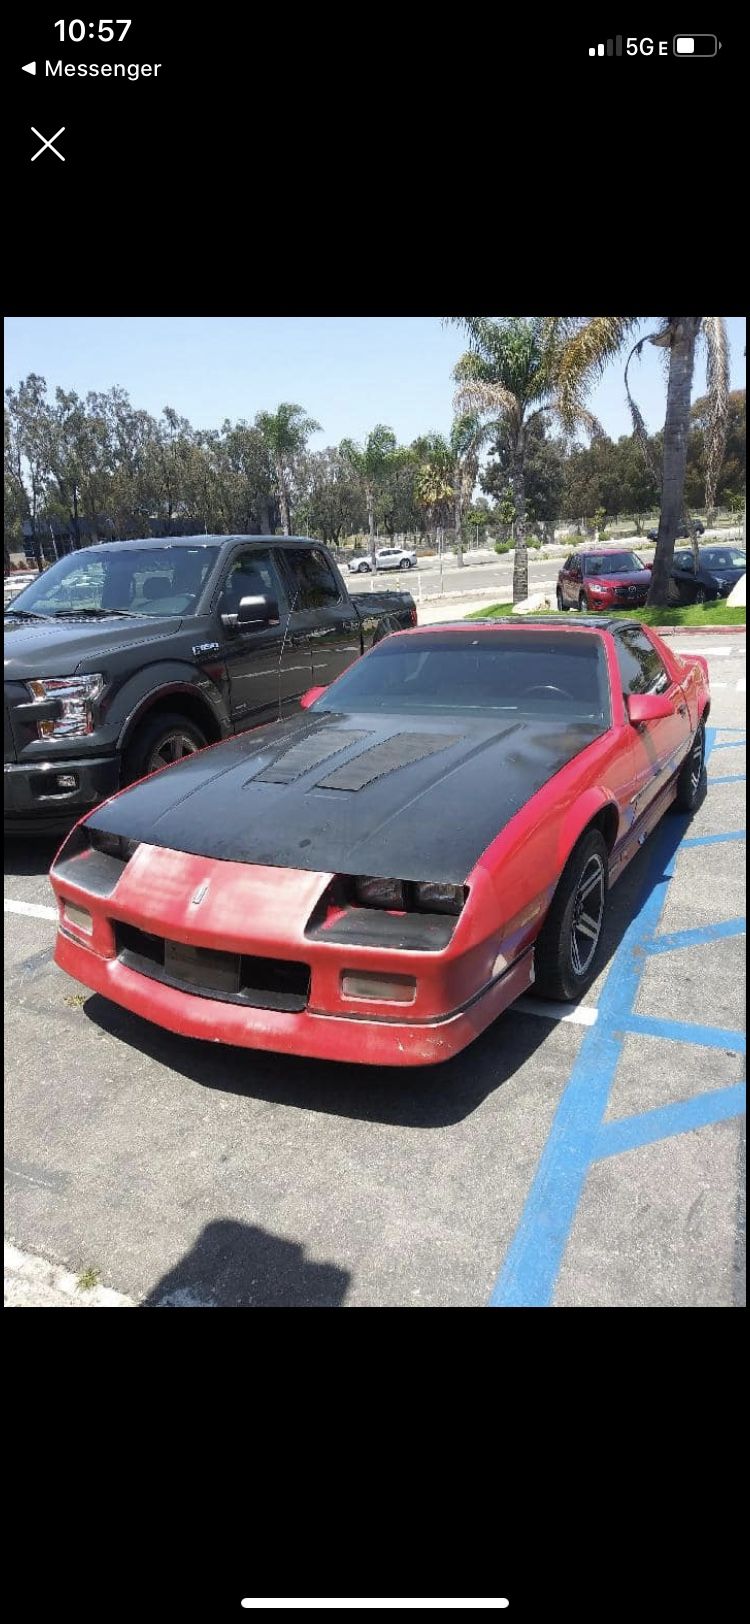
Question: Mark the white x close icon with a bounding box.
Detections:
[31,126,65,162]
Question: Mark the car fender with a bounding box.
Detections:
[556,786,619,873]
[112,661,228,749]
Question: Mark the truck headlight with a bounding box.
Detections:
[26,674,105,739]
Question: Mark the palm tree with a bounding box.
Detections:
[549,317,730,604]
[449,318,599,602]
[255,403,321,535]
[414,434,454,550]
[339,425,399,565]
[450,413,492,567]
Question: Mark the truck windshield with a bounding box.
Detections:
[9,547,216,619]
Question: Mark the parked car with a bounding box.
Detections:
[51,616,709,1068]
[4,571,38,607]
[557,549,652,612]
[348,546,417,573]
[4,535,416,832]
[668,545,747,605]
[646,521,705,542]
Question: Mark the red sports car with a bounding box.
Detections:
[50,618,710,1068]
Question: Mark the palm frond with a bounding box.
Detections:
[624,335,662,490]
[453,379,518,426]
[700,316,730,513]
[554,317,637,429]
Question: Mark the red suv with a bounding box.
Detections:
[557,549,652,612]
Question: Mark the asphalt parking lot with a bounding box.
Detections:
[4,637,746,1307]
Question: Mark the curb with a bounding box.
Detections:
[4,1240,135,1307]
[655,624,745,637]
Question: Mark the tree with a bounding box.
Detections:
[339,425,399,563]
[685,388,746,513]
[482,414,566,545]
[413,433,454,547]
[255,403,321,535]
[449,318,600,601]
[5,375,52,566]
[551,316,730,604]
[294,447,366,545]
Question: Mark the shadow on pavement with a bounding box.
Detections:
[142,1218,350,1308]
[4,834,64,877]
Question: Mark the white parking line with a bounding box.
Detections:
[4,899,600,1029]
[4,899,57,921]
[515,997,598,1026]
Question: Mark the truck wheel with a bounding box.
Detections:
[533,829,609,1002]
[124,712,208,783]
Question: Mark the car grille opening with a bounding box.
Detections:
[114,921,310,1011]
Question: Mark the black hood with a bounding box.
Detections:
[88,706,607,885]
[3,614,183,679]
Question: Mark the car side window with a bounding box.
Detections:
[614,628,671,696]
[282,547,343,608]
[216,548,287,619]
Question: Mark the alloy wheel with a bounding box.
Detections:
[148,731,201,772]
[570,853,606,976]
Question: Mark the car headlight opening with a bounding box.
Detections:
[26,673,105,739]
[352,876,465,916]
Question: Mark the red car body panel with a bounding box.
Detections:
[50,622,710,1067]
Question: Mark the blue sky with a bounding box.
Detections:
[4,315,746,446]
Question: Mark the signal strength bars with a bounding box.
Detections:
[589,38,623,55]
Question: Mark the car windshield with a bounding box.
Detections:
[701,549,746,569]
[313,630,609,723]
[584,552,643,575]
[7,546,217,618]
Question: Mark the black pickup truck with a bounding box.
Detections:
[4,534,416,831]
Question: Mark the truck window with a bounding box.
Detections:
[283,547,343,608]
[216,549,288,617]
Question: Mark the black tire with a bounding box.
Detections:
[533,828,609,1002]
[578,593,589,612]
[695,585,707,605]
[556,588,569,612]
[400,557,412,569]
[360,562,371,573]
[124,711,208,783]
[673,722,706,814]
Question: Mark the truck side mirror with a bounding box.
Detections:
[221,594,280,631]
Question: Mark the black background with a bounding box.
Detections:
[2,11,745,311]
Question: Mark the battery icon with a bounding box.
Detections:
[674,35,719,55]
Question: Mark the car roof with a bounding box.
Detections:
[572,545,641,555]
[397,616,622,637]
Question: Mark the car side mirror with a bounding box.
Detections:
[299,685,328,710]
[627,692,675,725]
[221,594,280,631]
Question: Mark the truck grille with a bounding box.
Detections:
[114,921,310,1012]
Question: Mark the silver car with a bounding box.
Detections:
[348,546,417,573]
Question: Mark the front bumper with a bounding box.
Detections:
[49,841,539,1067]
[53,925,534,1067]
[4,755,120,831]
